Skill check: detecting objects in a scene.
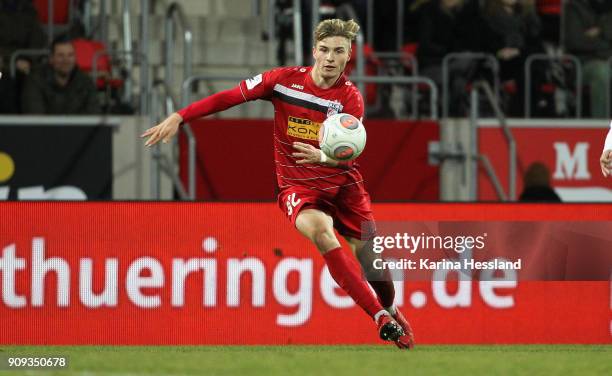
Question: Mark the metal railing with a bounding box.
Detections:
[9,49,49,78]
[311,0,320,42]
[442,52,500,119]
[292,0,304,65]
[396,0,404,52]
[371,51,420,118]
[120,0,134,105]
[47,0,55,44]
[40,0,80,43]
[165,2,194,99]
[91,49,149,114]
[140,0,151,114]
[267,0,277,65]
[181,75,246,107]
[525,53,582,118]
[99,0,108,44]
[350,76,439,119]
[364,0,404,50]
[180,73,438,121]
[607,56,612,118]
[149,80,193,200]
[469,81,517,201]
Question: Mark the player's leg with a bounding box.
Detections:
[294,208,402,341]
[295,208,340,252]
[346,236,415,349]
[344,237,395,310]
[332,187,396,310]
[333,184,413,348]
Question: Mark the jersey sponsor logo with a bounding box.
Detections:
[245,74,263,90]
[291,84,304,90]
[287,116,321,141]
[327,100,343,117]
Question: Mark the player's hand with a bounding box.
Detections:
[292,142,323,164]
[585,27,601,38]
[600,149,612,177]
[497,47,520,60]
[141,112,183,147]
[15,59,31,74]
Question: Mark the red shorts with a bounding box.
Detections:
[277,183,376,240]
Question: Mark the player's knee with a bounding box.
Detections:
[310,226,338,253]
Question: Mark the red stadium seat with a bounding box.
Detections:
[72,38,123,90]
[33,0,70,24]
[400,43,418,69]
[73,39,109,72]
[539,83,556,94]
[537,0,561,15]
[400,43,431,91]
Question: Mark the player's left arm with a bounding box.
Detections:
[600,121,612,177]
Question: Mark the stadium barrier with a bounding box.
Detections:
[0,116,116,200]
[1,202,610,345]
[178,119,440,201]
[478,119,612,201]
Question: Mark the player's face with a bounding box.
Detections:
[312,36,351,81]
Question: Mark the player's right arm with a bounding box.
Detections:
[142,70,284,147]
[600,121,612,177]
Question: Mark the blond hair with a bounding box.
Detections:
[313,19,360,46]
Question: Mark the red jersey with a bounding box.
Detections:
[239,66,365,193]
[178,66,365,194]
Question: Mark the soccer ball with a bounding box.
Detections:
[319,113,367,161]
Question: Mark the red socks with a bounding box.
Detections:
[369,278,395,309]
[323,247,384,318]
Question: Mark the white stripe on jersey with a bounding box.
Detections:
[318,180,364,190]
[274,134,293,146]
[273,84,344,111]
[278,180,365,191]
[275,161,322,169]
[277,170,352,181]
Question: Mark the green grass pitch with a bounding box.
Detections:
[1,345,610,375]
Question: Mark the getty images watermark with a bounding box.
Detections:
[370,231,521,272]
[360,220,612,282]
[358,221,538,282]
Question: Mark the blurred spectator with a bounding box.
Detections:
[405,0,430,44]
[22,36,101,114]
[373,0,400,51]
[483,0,543,116]
[0,0,46,75]
[564,0,612,118]
[0,57,19,113]
[519,162,562,201]
[417,0,486,116]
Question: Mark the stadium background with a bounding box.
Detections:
[0,0,611,372]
